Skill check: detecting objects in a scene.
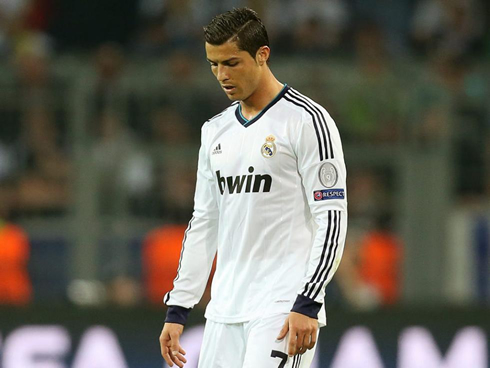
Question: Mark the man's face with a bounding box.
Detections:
[205,41,262,102]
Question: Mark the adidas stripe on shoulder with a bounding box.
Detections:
[284,89,334,161]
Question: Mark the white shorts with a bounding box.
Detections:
[198,313,319,368]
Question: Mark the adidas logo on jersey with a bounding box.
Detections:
[216,166,272,195]
[212,143,222,155]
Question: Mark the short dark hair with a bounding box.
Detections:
[203,8,270,59]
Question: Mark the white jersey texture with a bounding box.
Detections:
[164,85,347,326]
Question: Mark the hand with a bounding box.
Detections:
[276,312,318,356]
[159,323,187,367]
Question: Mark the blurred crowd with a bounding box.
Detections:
[0,0,487,57]
[0,0,488,308]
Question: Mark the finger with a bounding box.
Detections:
[172,351,187,364]
[276,319,289,340]
[170,334,181,357]
[288,330,298,356]
[163,349,174,367]
[171,351,186,368]
[299,333,310,354]
[171,356,183,368]
[159,334,169,357]
[294,332,307,356]
[307,330,317,350]
[169,336,186,368]
[160,341,174,366]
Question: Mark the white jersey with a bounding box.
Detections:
[164,85,347,326]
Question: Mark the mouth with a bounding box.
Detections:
[222,85,236,93]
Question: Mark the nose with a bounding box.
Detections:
[216,65,228,82]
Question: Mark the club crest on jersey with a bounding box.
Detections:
[261,135,277,158]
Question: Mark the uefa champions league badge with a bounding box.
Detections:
[313,189,345,201]
[318,162,338,188]
[261,135,277,158]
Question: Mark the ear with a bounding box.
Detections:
[256,46,270,66]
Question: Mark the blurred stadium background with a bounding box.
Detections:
[0,0,489,367]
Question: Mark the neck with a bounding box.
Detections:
[240,69,283,119]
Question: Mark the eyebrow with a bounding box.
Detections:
[206,57,240,64]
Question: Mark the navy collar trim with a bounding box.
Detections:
[235,84,289,128]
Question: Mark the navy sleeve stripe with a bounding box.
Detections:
[164,216,195,304]
[289,88,334,160]
[301,210,333,296]
[283,94,325,161]
[308,210,339,299]
[306,210,338,299]
[302,211,342,299]
[312,211,342,300]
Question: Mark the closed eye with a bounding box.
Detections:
[207,58,240,67]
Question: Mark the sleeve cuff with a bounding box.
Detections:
[165,305,192,325]
[291,294,322,319]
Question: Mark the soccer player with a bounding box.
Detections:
[159,8,347,368]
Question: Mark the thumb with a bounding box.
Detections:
[276,317,289,340]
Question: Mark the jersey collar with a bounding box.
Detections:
[235,84,289,128]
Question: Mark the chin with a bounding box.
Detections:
[226,94,241,101]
